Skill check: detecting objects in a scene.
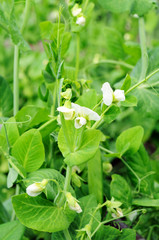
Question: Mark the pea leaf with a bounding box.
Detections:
[0,201,10,223]
[110,174,132,208]
[126,144,154,194]
[121,74,131,92]
[1,117,19,146]
[15,105,50,134]
[98,0,134,13]
[12,129,45,172]
[95,225,120,240]
[0,220,25,240]
[58,126,102,166]
[121,95,137,107]
[131,0,155,16]
[76,89,98,109]
[116,126,144,156]
[12,194,75,232]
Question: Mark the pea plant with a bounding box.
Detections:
[0,0,159,239]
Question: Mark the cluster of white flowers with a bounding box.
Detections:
[58,82,125,128]
[106,197,123,218]
[71,3,86,26]
[57,101,100,129]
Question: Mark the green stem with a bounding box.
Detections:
[21,0,31,34]
[64,166,72,192]
[63,229,72,240]
[92,99,102,111]
[11,184,20,221]
[13,45,19,116]
[139,17,148,81]
[75,32,80,81]
[91,105,112,129]
[84,60,134,71]
[13,0,31,116]
[125,68,159,95]
[99,146,113,154]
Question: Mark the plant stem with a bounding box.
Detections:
[99,146,113,154]
[92,99,103,111]
[91,105,111,129]
[63,229,72,240]
[21,0,31,34]
[13,45,19,116]
[138,17,148,81]
[84,60,134,71]
[64,166,72,192]
[13,0,31,116]
[75,32,80,81]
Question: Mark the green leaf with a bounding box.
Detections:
[59,127,102,166]
[12,129,45,172]
[0,76,13,117]
[110,174,132,208]
[75,195,100,233]
[51,232,65,240]
[12,194,75,232]
[7,167,18,188]
[39,118,57,139]
[0,220,25,240]
[116,126,144,156]
[7,155,27,178]
[1,117,19,146]
[25,169,74,201]
[38,82,49,102]
[126,144,154,194]
[119,229,136,240]
[131,0,155,16]
[121,74,131,92]
[88,150,103,203]
[0,135,8,152]
[76,90,98,109]
[103,105,121,124]
[121,95,137,107]
[9,9,30,51]
[95,225,120,240]
[103,27,125,59]
[98,0,134,13]
[0,201,10,223]
[61,32,72,57]
[15,105,50,134]
[133,198,159,207]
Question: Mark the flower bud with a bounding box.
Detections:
[61,88,72,100]
[103,162,113,174]
[65,192,82,213]
[71,4,82,16]
[113,90,125,102]
[72,172,81,188]
[57,101,75,120]
[76,16,86,26]
[26,179,49,197]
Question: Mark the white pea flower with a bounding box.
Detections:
[26,179,49,197]
[76,16,86,26]
[101,82,125,106]
[71,103,100,129]
[65,192,82,213]
[71,4,82,16]
[57,101,75,120]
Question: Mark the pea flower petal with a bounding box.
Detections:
[101,82,113,106]
[76,16,86,26]
[26,179,48,197]
[71,4,82,16]
[113,89,125,102]
[75,117,87,129]
[101,82,125,106]
[57,106,75,120]
[65,192,82,213]
[72,103,100,121]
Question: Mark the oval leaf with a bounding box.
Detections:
[12,194,75,233]
[12,129,45,172]
[116,126,144,156]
